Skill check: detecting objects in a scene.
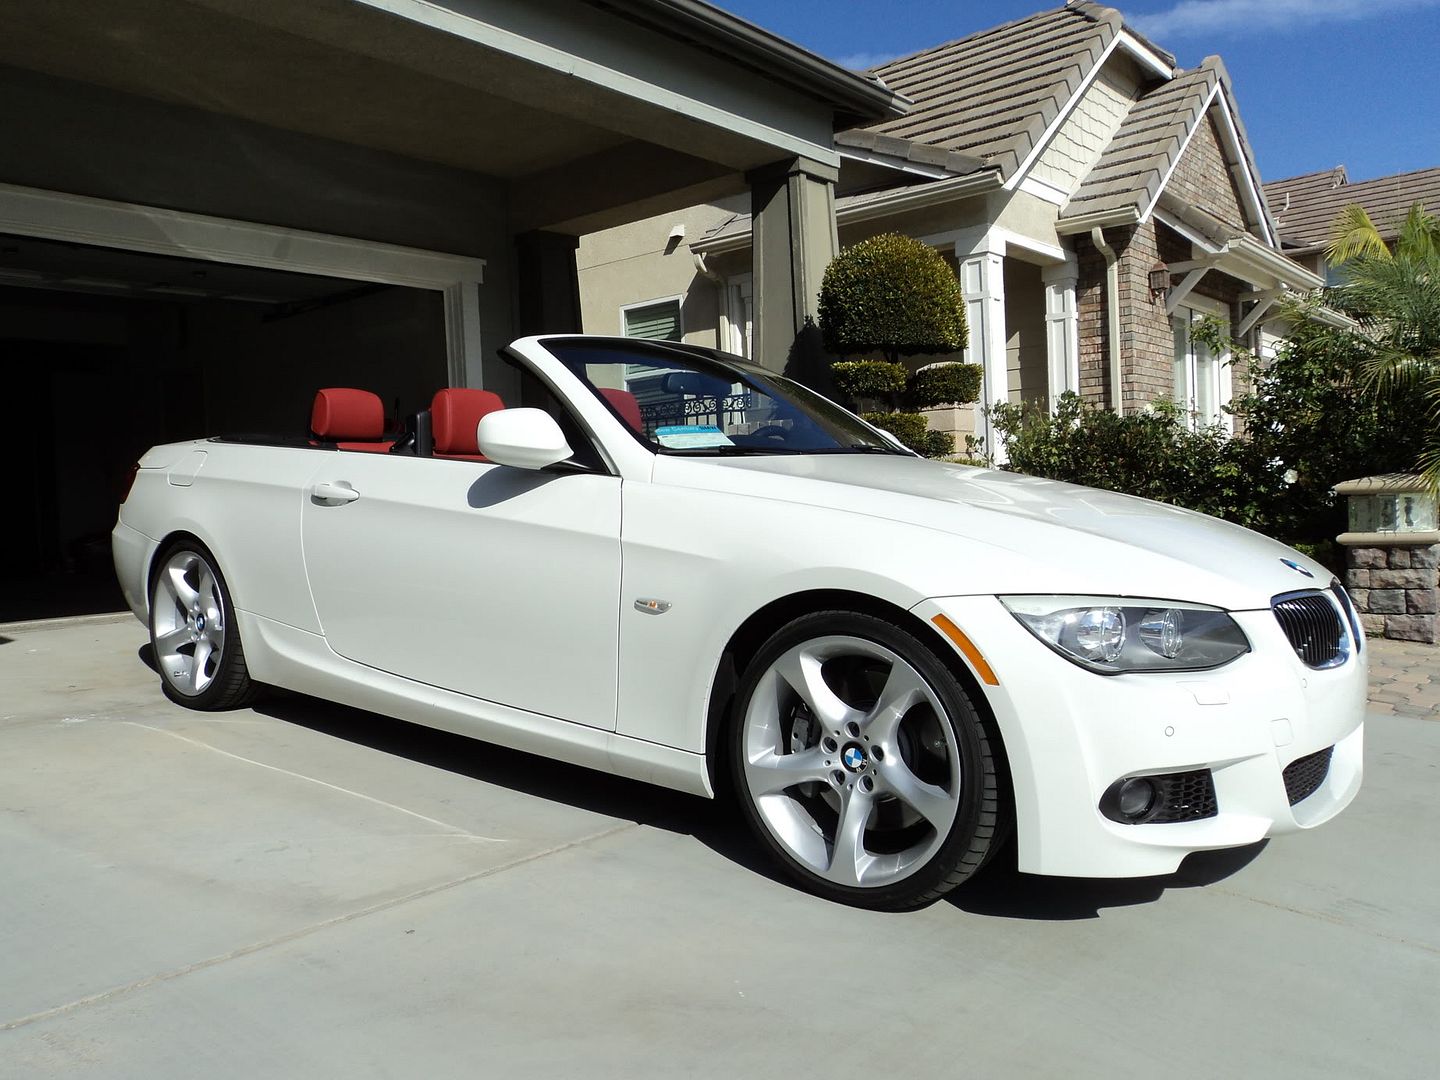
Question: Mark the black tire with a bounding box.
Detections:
[148,539,259,711]
[729,610,1000,911]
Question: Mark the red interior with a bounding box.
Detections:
[431,387,506,461]
[310,388,394,452]
[599,387,643,433]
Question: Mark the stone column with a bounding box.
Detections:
[1344,542,1440,644]
[747,156,839,373]
[1336,474,1440,643]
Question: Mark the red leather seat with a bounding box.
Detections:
[311,388,394,452]
[600,388,644,433]
[431,387,505,461]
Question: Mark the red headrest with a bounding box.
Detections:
[432,388,506,455]
[600,388,643,433]
[312,388,385,441]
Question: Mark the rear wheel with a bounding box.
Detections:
[730,611,999,910]
[149,541,257,710]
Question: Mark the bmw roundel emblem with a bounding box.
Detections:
[1280,558,1314,579]
[842,745,867,772]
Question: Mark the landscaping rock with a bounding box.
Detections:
[1384,615,1439,644]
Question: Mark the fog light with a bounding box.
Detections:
[1117,777,1157,820]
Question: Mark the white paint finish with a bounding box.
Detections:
[1042,260,1081,407]
[298,453,622,730]
[1031,68,1138,196]
[0,182,488,389]
[351,0,841,168]
[115,336,1371,879]
[956,240,1009,463]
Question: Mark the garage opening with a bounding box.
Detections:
[1,234,449,623]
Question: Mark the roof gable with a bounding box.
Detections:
[1265,166,1440,251]
[1057,57,1276,244]
[855,5,1122,180]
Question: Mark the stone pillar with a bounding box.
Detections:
[1344,543,1440,644]
[956,232,1008,464]
[748,156,839,373]
[515,230,581,335]
[1042,258,1080,410]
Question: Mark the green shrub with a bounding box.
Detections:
[990,313,1431,547]
[832,360,907,402]
[862,411,955,458]
[908,362,982,408]
[819,233,967,362]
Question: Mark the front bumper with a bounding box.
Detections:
[916,595,1367,878]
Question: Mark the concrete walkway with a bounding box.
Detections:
[1365,637,1440,717]
[2,617,1437,1079]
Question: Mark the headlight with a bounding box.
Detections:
[998,595,1250,675]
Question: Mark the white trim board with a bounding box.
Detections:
[0,182,489,387]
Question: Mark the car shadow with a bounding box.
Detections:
[948,839,1268,921]
[144,654,1272,915]
[247,687,780,884]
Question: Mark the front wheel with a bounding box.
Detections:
[730,611,1000,910]
[149,541,258,710]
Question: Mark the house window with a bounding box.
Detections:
[1171,306,1231,429]
[622,298,682,341]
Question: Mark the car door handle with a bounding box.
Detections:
[311,480,360,505]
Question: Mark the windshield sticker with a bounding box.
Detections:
[655,424,734,449]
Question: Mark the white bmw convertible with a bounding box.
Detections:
[113,335,1366,909]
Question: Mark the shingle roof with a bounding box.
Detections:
[1060,61,1218,225]
[854,2,1137,180]
[1264,166,1440,251]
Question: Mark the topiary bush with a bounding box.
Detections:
[908,362,982,409]
[818,233,968,362]
[831,360,907,403]
[862,411,956,457]
[820,233,969,459]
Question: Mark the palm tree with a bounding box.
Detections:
[1326,202,1440,490]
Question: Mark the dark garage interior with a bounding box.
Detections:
[0,234,448,623]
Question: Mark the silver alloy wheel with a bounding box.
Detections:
[740,634,962,889]
[151,549,228,697]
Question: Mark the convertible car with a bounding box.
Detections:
[113,335,1366,909]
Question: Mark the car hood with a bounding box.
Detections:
[657,454,1329,610]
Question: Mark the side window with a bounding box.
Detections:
[509,360,608,474]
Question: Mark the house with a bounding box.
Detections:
[1266,165,1440,281]
[578,1,1322,458]
[0,0,903,620]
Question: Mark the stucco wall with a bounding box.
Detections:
[1004,260,1047,405]
[576,200,745,347]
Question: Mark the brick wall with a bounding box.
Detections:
[1166,113,1249,231]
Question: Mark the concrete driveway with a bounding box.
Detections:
[2,617,1437,1079]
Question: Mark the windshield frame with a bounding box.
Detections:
[538,337,914,459]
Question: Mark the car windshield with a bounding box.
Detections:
[542,340,906,456]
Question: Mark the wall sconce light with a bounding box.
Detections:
[1148,262,1169,301]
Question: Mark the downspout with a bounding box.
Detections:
[693,251,727,351]
[1090,227,1122,414]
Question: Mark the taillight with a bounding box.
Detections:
[119,463,140,505]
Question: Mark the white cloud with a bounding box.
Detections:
[1132,0,1440,38]
[834,50,909,70]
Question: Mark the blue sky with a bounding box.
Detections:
[721,0,1440,184]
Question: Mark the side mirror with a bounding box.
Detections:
[476,408,573,470]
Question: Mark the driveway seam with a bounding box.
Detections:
[124,721,511,843]
[0,820,638,1033]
